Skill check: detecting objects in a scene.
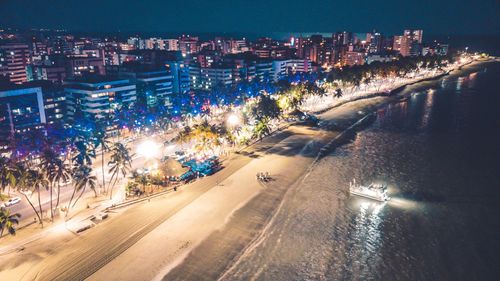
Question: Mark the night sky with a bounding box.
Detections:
[0,0,499,35]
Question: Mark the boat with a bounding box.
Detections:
[349,179,390,202]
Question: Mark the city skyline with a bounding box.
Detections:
[1,0,499,35]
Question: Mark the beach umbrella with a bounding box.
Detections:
[160,158,189,177]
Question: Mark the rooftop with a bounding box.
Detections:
[64,74,127,84]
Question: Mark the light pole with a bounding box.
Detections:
[226,113,241,153]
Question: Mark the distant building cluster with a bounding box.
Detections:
[0,28,449,149]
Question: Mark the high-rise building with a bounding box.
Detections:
[31,65,67,84]
[196,49,221,68]
[287,59,312,74]
[199,63,234,89]
[254,48,272,58]
[178,35,199,56]
[189,64,201,90]
[399,29,423,56]
[145,38,168,50]
[31,40,48,56]
[296,35,305,58]
[343,51,365,66]
[381,36,394,52]
[0,43,31,84]
[213,37,232,54]
[165,61,191,94]
[48,36,72,55]
[165,39,179,51]
[333,31,353,47]
[272,60,288,82]
[392,35,403,53]
[255,60,273,82]
[305,45,319,63]
[23,80,66,125]
[230,39,248,53]
[0,84,46,147]
[64,75,136,123]
[367,31,382,54]
[271,59,311,81]
[109,64,174,108]
[406,29,423,44]
[127,37,146,50]
[366,53,394,64]
[65,55,106,77]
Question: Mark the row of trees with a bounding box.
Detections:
[326,54,454,90]
[0,127,133,236]
[172,54,456,150]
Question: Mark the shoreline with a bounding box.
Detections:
[0,58,495,281]
[312,58,481,116]
[313,58,496,162]
[159,58,496,281]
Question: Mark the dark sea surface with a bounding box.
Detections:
[318,61,500,281]
[223,62,500,281]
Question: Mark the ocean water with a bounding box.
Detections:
[223,62,500,281]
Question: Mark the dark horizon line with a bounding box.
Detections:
[2,25,500,39]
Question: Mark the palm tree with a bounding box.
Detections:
[190,121,224,154]
[49,158,71,213]
[334,88,343,98]
[8,163,44,226]
[40,147,58,220]
[72,139,96,167]
[0,156,10,198]
[67,164,97,216]
[135,174,149,194]
[304,81,326,97]
[3,157,21,197]
[108,143,133,200]
[93,128,111,194]
[0,207,21,237]
[252,94,281,120]
[253,118,271,140]
[32,168,49,228]
[175,126,192,149]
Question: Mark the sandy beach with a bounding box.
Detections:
[0,58,493,281]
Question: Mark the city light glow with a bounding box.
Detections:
[227,113,241,127]
[136,140,161,158]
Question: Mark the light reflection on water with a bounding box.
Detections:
[322,63,500,280]
[347,200,384,279]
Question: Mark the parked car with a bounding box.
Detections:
[0,196,22,208]
[90,212,109,223]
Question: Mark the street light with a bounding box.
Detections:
[137,140,160,159]
[227,113,240,127]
